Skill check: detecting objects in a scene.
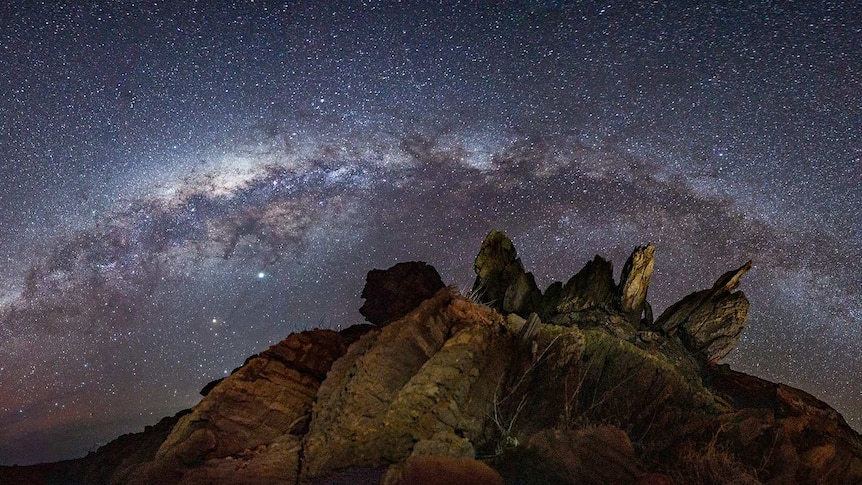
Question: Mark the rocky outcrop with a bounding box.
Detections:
[472,231,541,317]
[541,254,650,336]
[4,233,861,485]
[709,365,862,483]
[302,288,513,480]
[360,261,445,326]
[120,328,350,485]
[472,232,643,335]
[655,261,752,364]
[556,255,616,313]
[617,244,655,325]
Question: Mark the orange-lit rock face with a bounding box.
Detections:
[4,236,861,485]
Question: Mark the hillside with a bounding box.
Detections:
[3,231,861,484]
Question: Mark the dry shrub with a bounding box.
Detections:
[670,439,759,485]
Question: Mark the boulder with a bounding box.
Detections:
[360,261,445,326]
[655,261,752,364]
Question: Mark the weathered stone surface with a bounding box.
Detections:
[538,280,563,318]
[708,365,862,483]
[502,270,542,317]
[547,255,616,320]
[560,256,615,311]
[617,244,655,324]
[656,261,752,364]
[472,230,541,316]
[539,254,646,338]
[301,288,512,480]
[6,241,862,485]
[359,261,445,326]
[123,329,348,485]
[565,328,719,446]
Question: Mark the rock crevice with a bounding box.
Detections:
[7,233,861,485]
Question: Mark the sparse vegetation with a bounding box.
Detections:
[487,332,564,456]
[462,283,493,307]
[669,431,760,485]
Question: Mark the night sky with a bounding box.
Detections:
[1,1,860,466]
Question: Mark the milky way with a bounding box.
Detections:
[1,1,860,465]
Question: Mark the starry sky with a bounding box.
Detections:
[1,1,860,466]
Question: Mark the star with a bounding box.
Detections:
[0,0,858,467]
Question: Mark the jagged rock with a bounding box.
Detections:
[301,288,513,480]
[541,255,643,338]
[472,230,541,316]
[538,280,563,318]
[502,271,542,317]
[655,261,752,364]
[122,329,349,485]
[6,241,862,485]
[544,255,616,322]
[617,244,655,324]
[641,300,654,326]
[559,255,615,312]
[359,261,445,326]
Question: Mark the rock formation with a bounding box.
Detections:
[472,231,541,317]
[4,232,861,484]
[359,261,445,326]
[120,328,354,484]
[655,260,752,364]
[617,243,656,325]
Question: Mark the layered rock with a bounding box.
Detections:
[655,261,752,364]
[616,244,655,325]
[5,234,861,485]
[120,329,350,485]
[472,231,541,317]
[302,288,513,480]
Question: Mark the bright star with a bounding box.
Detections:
[257,271,266,279]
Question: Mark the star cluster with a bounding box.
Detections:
[1,1,859,465]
